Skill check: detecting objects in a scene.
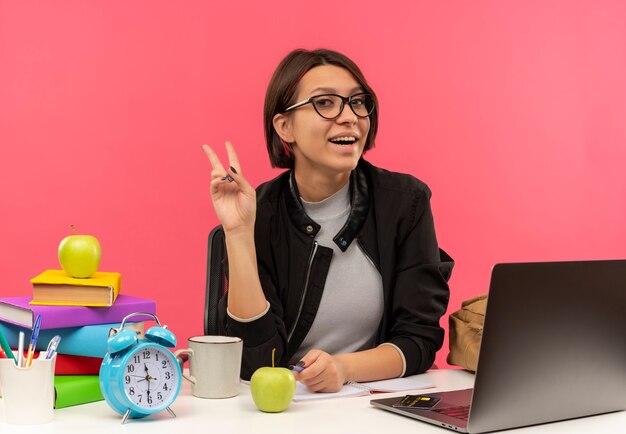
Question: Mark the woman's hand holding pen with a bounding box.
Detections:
[295,349,349,393]
[202,141,267,320]
[202,141,256,235]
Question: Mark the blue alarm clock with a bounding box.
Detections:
[99,312,182,424]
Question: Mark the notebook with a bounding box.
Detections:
[371,260,626,433]
[293,377,433,401]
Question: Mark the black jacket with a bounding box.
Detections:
[219,159,453,380]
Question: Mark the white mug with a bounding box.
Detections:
[174,335,243,399]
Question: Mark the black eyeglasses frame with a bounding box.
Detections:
[283,92,374,120]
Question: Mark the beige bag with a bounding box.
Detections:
[447,295,488,372]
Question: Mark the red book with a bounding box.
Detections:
[56,353,103,375]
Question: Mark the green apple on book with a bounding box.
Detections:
[250,349,296,413]
[58,225,101,278]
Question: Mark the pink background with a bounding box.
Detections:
[2,1,625,368]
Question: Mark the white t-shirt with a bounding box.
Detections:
[290,181,384,362]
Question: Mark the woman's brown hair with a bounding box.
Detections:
[264,48,379,168]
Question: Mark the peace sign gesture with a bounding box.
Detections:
[202,142,257,234]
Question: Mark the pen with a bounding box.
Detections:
[45,335,62,359]
[25,314,42,367]
[289,361,305,373]
[17,331,25,367]
[0,329,16,362]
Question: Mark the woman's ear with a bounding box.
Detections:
[273,113,295,144]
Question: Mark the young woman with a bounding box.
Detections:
[202,48,453,393]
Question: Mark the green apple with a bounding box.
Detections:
[250,366,296,413]
[58,227,101,278]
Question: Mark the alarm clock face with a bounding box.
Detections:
[122,345,180,410]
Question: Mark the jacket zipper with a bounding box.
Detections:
[357,237,381,273]
[287,240,318,343]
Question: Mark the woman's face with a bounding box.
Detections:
[276,65,371,180]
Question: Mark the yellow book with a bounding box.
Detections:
[29,270,122,307]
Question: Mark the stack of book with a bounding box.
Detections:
[0,269,156,409]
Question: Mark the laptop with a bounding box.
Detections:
[371,260,626,433]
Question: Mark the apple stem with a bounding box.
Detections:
[70,224,77,234]
[271,348,276,368]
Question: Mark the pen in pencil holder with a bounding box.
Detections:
[17,331,25,367]
[25,314,43,367]
[0,352,56,425]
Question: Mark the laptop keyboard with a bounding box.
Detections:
[434,405,470,421]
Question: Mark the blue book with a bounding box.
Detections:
[0,320,144,358]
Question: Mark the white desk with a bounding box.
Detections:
[2,369,624,433]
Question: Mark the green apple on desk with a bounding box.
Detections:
[250,349,296,413]
[58,225,102,278]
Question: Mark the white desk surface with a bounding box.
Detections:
[2,369,624,433]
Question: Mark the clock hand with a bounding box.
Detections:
[142,364,153,383]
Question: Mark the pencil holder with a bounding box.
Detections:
[0,353,56,425]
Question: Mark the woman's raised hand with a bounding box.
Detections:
[202,142,256,234]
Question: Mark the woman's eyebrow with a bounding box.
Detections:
[309,86,364,95]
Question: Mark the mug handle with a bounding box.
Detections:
[173,349,196,384]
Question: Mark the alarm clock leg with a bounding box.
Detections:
[166,407,177,418]
[122,409,132,424]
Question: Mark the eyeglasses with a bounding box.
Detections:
[283,93,375,120]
